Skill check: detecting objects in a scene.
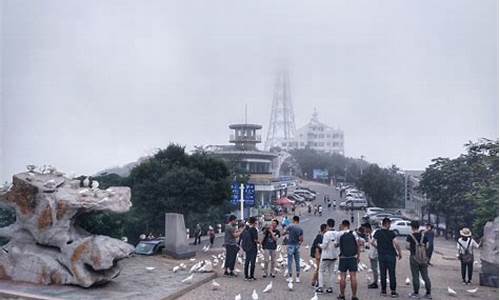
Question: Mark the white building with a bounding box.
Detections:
[281,111,344,155]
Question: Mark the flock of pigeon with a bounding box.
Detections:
[150,244,483,299]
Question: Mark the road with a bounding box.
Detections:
[178,181,498,300]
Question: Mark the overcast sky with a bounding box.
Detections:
[1,0,498,181]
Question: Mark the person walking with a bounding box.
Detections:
[318,205,323,216]
[311,223,327,287]
[457,227,480,285]
[316,219,339,295]
[424,223,435,265]
[363,223,379,289]
[223,215,242,277]
[262,219,281,278]
[207,225,215,247]
[241,217,259,280]
[337,220,360,300]
[193,224,202,245]
[372,217,403,298]
[327,199,332,210]
[282,216,291,230]
[284,216,304,283]
[407,220,432,299]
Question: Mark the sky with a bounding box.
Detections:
[1,0,498,182]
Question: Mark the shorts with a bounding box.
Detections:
[338,257,358,273]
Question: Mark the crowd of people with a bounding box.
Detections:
[219,206,482,300]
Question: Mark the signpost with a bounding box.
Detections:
[231,182,256,220]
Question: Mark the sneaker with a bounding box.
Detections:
[462,281,467,285]
[409,293,419,299]
[244,277,249,281]
[337,295,346,300]
[229,272,237,277]
[391,291,399,298]
[423,294,432,299]
[262,275,267,278]
[368,282,379,289]
[467,281,472,285]
[250,277,257,281]
[295,277,301,283]
[270,274,275,278]
[352,297,359,300]
[381,291,387,297]
[223,271,230,277]
[315,287,324,294]
[326,288,333,294]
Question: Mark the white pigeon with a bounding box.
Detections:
[181,274,193,284]
[447,287,457,296]
[467,287,478,294]
[260,263,265,270]
[303,264,311,272]
[235,294,241,300]
[405,277,411,285]
[91,180,99,190]
[420,278,425,286]
[179,263,187,270]
[311,292,319,300]
[252,289,259,300]
[234,268,241,273]
[238,257,243,265]
[309,259,315,266]
[190,258,196,262]
[172,266,180,273]
[263,281,272,293]
[211,280,221,290]
[288,281,294,290]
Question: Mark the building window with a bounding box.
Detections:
[327,134,331,138]
[327,142,331,146]
[319,134,324,138]
[300,142,305,146]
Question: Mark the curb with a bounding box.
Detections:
[0,288,63,300]
[163,272,217,300]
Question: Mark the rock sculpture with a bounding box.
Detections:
[0,167,134,287]
[480,217,499,287]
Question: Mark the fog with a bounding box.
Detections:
[1,0,498,181]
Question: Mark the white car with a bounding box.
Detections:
[366,207,384,215]
[390,220,412,236]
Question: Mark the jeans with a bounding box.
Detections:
[224,244,239,271]
[263,249,276,276]
[427,246,434,262]
[410,256,431,294]
[370,258,379,284]
[194,234,201,245]
[244,249,257,278]
[319,259,337,289]
[460,259,473,282]
[379,254,397,292]
[287,244,301,277]
[209,236,215,246]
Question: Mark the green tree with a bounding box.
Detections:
[356,164,404,208]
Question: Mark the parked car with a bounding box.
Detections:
[295,187,317,196]
[390,220,412,235]
[293,190,315,201]
[287,194,306,206]
[369,213,397,224]
[135,237,165,255]
[340,198,368,210]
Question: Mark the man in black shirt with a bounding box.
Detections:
[406,220,432,299]
[372,218,402,298]
[242,217,259,280]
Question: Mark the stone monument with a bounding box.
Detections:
[480,217,499,287]
[0,166,135,287]
[164,213,195,259]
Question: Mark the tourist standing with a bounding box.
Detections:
[407,220,432,299]
[207,226,215,247]
[241,217,259,280]
[311,223,327,287]
[262,219,281,278]
[193,224,202,245]
[223,215,241,277]
[372,217,402,297]
[457,227,480,285]
[284,216,304,282]
[337,220,360,300]
[316,219,339,295]
[424,223,435,265]
[363,223,379,289]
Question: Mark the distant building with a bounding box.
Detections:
[403,170,428,220]
[280,111,344,155]
[206,123,290,216]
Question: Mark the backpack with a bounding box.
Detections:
[459,239,474,264]
[410,233,429,265]
[339,231,358,257]
[240,228,253,252]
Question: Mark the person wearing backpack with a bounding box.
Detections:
[337,220,360,300]
[406,220,432,299]
[311,223,327,287]
[316,219,339,295]
[457,227,480,285]
[242,217,259,280]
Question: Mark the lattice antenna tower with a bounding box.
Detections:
[265,69,296,150]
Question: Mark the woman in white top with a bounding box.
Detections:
[457,228,480,285]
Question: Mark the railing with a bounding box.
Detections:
[230,134,262,142]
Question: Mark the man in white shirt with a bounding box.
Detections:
[316,218,339,294]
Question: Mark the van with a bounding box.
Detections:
[341,198,367,210]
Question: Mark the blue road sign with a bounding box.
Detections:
[230,182,256,207]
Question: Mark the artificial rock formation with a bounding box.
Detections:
[0,168,134,287]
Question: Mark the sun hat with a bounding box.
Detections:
[460,227,472,237]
